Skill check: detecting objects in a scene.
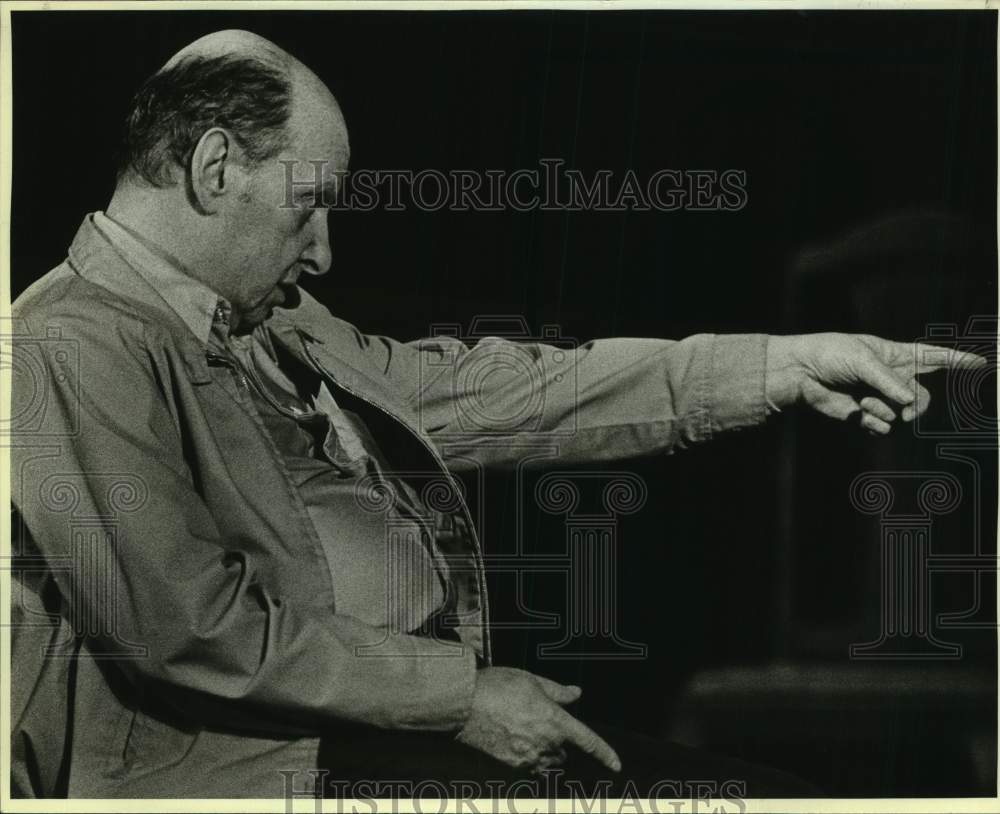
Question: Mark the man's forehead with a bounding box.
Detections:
[284,126,349,188]
[293,117,348,165]
[287,73,350,173]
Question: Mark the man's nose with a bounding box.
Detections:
[300,208,332,276]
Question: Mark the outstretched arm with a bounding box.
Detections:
[449,334,987,776]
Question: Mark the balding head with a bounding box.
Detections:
[164,29,290,68]
[108,30,347,334]
[118,29,347,187]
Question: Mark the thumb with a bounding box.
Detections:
[534,676,582,705]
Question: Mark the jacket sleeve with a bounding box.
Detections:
[9,307,477,736]
[385,330,771,469]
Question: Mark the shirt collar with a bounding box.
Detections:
[93,211,229,346]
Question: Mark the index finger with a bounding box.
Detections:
[554,708,622,773]
[908,343,990,374]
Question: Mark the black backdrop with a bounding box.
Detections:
[10,9,999,796]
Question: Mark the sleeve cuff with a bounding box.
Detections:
[396,637,479,731]
[705,334,771,438]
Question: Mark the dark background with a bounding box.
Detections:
[10,9,999,797]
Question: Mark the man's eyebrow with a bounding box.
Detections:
[292,178,339,206]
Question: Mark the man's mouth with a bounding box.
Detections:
[274,282,301,309]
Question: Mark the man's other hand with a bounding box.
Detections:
[765,333,988,435]
[455,667,621,774]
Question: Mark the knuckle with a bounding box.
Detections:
[509,735,539,767]
[542,698,561,721]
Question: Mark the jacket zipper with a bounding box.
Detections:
[206,351,250,392]
[297,335,493,665]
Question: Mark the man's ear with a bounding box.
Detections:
[189,127,237,213]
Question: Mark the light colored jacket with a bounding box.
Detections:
[9,214,769,797]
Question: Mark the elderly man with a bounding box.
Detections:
[9,29,982,800]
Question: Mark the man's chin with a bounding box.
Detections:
[232,287,301,333]
[229,306,269,335]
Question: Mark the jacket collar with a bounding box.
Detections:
[267,310,424,433]
[66,213,215,383]
[91,212,225,346]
